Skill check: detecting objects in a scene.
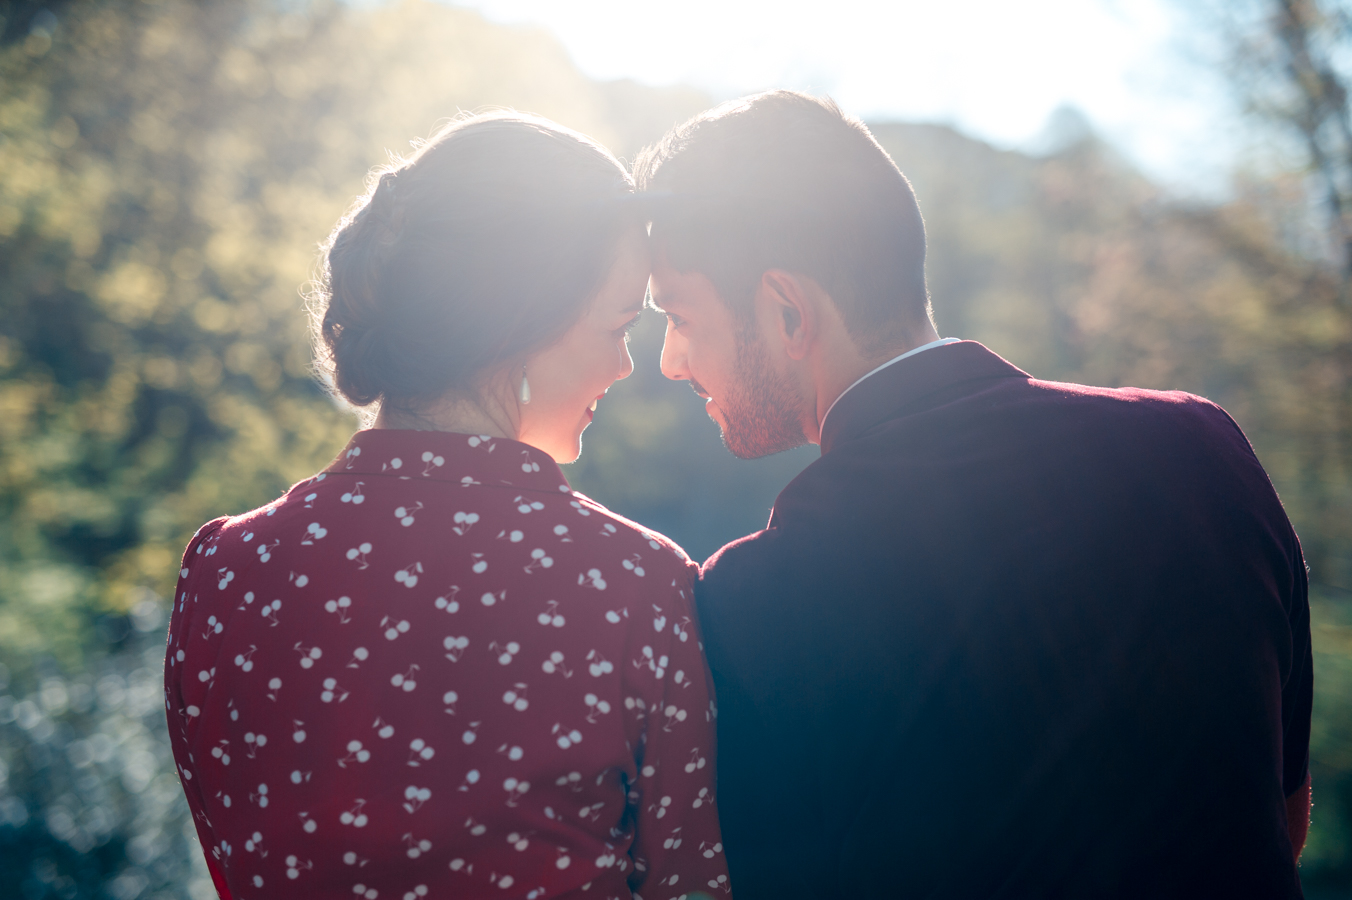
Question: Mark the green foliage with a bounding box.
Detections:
[0,0,1349,896]
[0,0,713,678]
[1310,596,1352,880]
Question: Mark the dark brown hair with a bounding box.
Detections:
[314,112,637,410]
[633,91,930,353]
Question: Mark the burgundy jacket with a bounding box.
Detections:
[697,341,1311,899]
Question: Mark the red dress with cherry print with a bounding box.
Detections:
[165,429,731,900]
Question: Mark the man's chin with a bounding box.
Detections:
[704,398,725,428]
[707,402,777,459]
[717,417,808,460]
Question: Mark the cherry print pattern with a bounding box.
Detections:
[166,429,728,900]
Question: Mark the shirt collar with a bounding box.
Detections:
[818,340,1029,455]
[319,429,574,495]
[819,338,962,438]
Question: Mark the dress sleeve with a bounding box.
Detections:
[165,518,233,900]
[623,566,732,900]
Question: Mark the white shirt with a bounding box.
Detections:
[819,337,962,438]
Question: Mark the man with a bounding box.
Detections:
[634,91,1312,898]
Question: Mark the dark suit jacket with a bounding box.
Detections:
[697,341,1311,899]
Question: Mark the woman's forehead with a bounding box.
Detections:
[591,234,650,315]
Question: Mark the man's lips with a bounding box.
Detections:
[687,379,721,423]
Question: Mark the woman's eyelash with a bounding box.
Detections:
[621,314,642,337]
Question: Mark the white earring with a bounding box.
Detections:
[519,368,531,404]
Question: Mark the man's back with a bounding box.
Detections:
[697,341,1311,899]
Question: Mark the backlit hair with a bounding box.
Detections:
[314,112,637,411]
[634,91,931,353]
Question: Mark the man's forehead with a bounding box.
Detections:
[648,264,718,311]
[646,278,676,313]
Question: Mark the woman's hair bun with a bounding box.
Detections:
[312,112,638,412]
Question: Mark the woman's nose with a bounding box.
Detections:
[617,338,635,381]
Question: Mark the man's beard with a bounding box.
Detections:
[704,328,808,459]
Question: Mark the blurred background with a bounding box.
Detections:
[0,0,1349,896]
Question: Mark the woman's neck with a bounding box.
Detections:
[373,393,515,438]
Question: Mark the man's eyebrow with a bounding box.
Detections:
[644,288,666,313]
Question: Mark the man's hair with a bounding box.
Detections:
[634,91,931,353]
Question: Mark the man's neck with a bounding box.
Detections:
[808,325,941,444]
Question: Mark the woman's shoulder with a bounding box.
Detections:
[175,465,333,578]
[174,430,699,603]
[182,491,298,543]
[565,489,696,573]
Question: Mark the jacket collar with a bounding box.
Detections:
[320,429,573,496]
[819,341,1029,455]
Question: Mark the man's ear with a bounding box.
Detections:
[758,270,815,361]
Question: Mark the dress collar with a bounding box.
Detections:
[321,429,573,495]
[818,341,1029,455]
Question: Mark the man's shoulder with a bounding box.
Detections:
[843,366,1251,466]
[1020,378,1255,460]
[699,380,1257,589]
[701,374,1258,553]
[1026,377,1234,422]
[699,526,773,583]
[696,524,804,635]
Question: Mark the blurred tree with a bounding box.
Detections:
[0,616,201,899]
[0,0,714,679]
[0,1,78,48]
[1195,0,1352,281]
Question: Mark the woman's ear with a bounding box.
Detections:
[757,270,817,361]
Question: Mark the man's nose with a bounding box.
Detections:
[659,319,688,381]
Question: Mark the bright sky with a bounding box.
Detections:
[454,0,1237,194]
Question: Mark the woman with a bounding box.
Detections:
[165,114,730,900]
